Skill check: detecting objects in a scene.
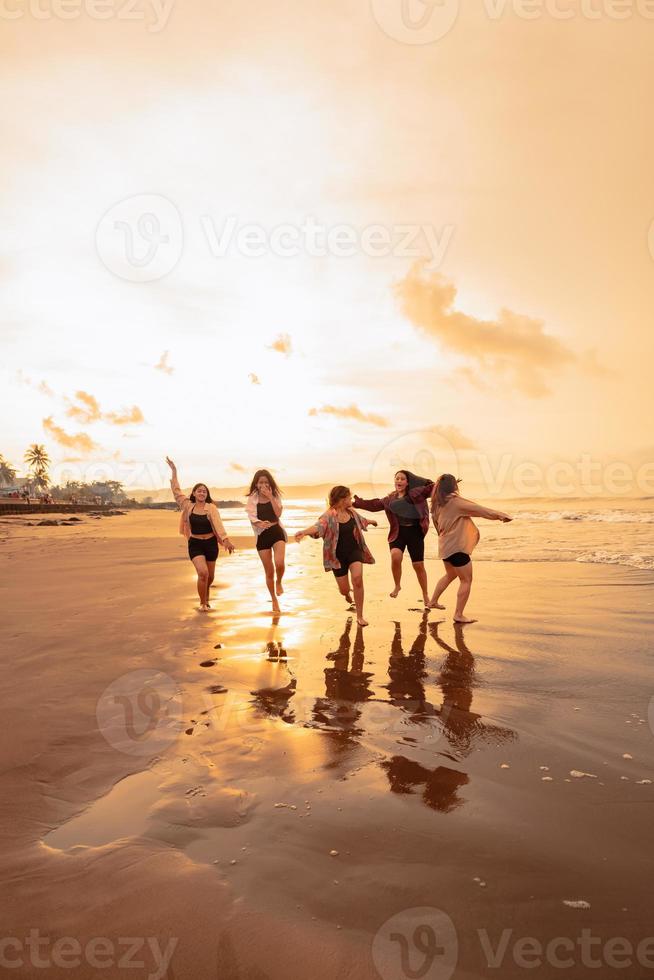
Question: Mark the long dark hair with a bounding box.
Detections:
[431,474,460,513]
[394,470,411,497]
[248,469,282,498]
[328,485,350,508]
[190,482,213,504]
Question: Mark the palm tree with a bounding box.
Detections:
[0,455,17,487]
[24,444,51,489]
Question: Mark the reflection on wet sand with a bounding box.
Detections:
[432,623,516,755]
[379,618,516,811]
[250,620,295,724]
[247,611,516,812]
[381,757,470,813]
[311,617,375,761]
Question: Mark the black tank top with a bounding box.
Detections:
[189,508,212,535]
[336,516,357,557]
[257,501,278,523]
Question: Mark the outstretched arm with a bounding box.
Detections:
[456,497,512,522]
[408,481,435,503]
[359,516,378,530]
[295,521,321,542]
[166,456,189,507]
[352,494,385,513]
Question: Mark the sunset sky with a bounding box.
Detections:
[1,0,652,496]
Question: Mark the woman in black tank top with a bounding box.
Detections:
[166,456,234,612]
[246,469,287,614]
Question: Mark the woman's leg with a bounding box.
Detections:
[258,549,280,613]
[205,560,217,606]
[349,561,367,626]
[453,562,474,623]
[390,547,403,598]
[412,561,430,606]
[334,572,353,604]
[191,555,210,608]
[430,561,458,609]
[272,540,286,595]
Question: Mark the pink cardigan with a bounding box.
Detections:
[171,476,228,543]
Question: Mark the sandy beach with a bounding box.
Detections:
[1,509,653,980]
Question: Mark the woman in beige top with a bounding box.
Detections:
[429,474,512,623]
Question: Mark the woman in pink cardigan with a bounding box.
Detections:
[430,474,512,624]
[166,457,234,611]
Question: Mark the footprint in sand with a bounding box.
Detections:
[206,684,228,694]
[200,659,218,668]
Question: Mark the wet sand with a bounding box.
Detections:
[1,511,653,979]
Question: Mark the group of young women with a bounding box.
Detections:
[165,457,512,626]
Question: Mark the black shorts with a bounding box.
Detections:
[188,536,219,562]
[256,524,287,552]
[444,551,470,567]
[390,523,425,563]
[333,549,364,578]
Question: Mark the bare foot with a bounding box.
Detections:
[430,601,446,610]
[272,603,281,615]
[390,586,401,598]
[454,616,477,624]
[198,605,209,613]
[357,617,369,627]
[344,592,353,604]
[275,580,284,596]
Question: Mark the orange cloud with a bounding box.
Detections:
[155,351,174,375]
[43,417,97,454]
[268,333,292,356]
[105,406,145,426]
[38,381,54,397]
[249,373,261,385]
[230,462,246,472]
[426,425,477,450]
[396,261,577,397]
[309,404,389,428]
[66,391,102,423]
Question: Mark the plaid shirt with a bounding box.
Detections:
[353,482,434,544]
[310,508,375,572]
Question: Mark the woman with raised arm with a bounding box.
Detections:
[353,470,434,606]
[166,457,234,611]
[429,474,512,624]
[246,469,288,614]
[295,486,377,627]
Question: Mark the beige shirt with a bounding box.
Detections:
[432,495,503,560]
[171,476,228,542]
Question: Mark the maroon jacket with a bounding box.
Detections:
[353,482,434,544]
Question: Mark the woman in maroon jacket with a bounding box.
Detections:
[353,470,434,606]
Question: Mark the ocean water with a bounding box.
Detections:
[219,496,654,572]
